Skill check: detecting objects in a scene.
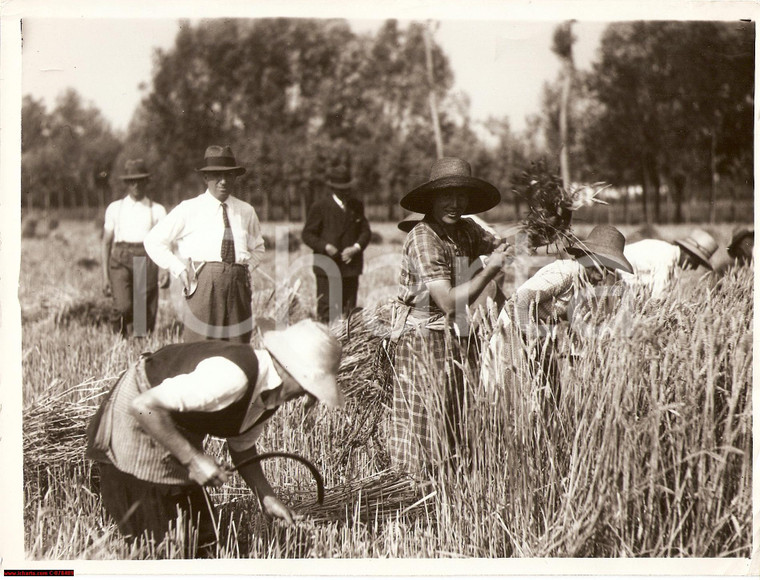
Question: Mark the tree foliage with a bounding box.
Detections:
[21,90,122,210]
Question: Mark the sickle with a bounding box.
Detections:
[230,451,325,504]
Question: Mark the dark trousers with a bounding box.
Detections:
[109,243,159,337]
[315,274,359,323]
[98,462,216,558]
[182,262,253,343]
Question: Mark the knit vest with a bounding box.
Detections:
[144,341,259,437]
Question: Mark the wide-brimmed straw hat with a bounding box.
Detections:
[400,157,501,215]
[263,319,345,409]
[397,212,425,233]
[567,225,633,274]
[674,228,718,270]
[324,164,355,190]
[197,145,246,176]
[120,159,151,181]
[727,227,753,258]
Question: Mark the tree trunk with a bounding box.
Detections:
[300,185,308,222]
[424,21,444,159]
[709,129,718,224]
[559,66,572,189]
[639,159,650,224]
[261,176,270,222]
[672,174,685,224]
[651,167,661,224]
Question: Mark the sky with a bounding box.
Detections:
[20,17,605,135]
[17,0,750,137]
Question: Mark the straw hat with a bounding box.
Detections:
[120,159,151,181]
[727,227,753,259]
[400,157,501,215]
[397,212,425,233]
[324,164,355,190]
[567,225,633,274]
[674,229,718,270]
[263,319,345,409]
[196,145,246,176]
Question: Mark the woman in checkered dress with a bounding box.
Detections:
[388,158,511,477]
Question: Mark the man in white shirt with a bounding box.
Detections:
[102,159,168,337]
[144,145,266,343]
[621,228,718,299]
[86,319,344,557]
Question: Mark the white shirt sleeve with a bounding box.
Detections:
[144,203,190,278]
[153,202,168,223]
[246,207,266,270]
[147,356,249,412]
[103,201,118,234]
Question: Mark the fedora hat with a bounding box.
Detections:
[397,212,425,233]
[197,145,246,176]
[324,164,355,190]
[400,157,501,215]
[567,225,633,274]
[674,229,718,270]
[263,319,345,409]
[727,227,753,258]
[120,158,151,181]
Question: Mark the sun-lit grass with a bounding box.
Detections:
[20,218,752,559]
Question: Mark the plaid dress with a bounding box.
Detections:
[389,217,498,476]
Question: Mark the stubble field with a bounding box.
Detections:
[18,217,753,560]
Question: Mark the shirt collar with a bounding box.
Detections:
[332,193,346,211]
[201,190,234,208]
[123,195,150,207]
[254,349,283,409]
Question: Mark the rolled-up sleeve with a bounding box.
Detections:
[148,356,249,412]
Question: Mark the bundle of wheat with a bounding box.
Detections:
[332,304,395,465]
[289,470,433,524]
[54,299,114,327]
[511,159,608,250]
[23,379,113,488]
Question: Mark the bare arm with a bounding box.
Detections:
[130,390,227,486]
[426,241,512,316]
[101,228,114,296]
[230,445,296,524]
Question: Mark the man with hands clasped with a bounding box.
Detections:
[302,162,372,324]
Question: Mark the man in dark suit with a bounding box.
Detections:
[302,164,372,323]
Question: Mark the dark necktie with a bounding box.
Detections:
[220,202,235,263]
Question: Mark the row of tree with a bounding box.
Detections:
[21,19,753,224]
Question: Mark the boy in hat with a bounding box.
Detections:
[620,228,718,299]
[727,227,754,266]
[508,225,634,407]
[144,145,266,343]
[86,319,344,556]
[515,225,634,333]
[302,162,372,323]
[102,159,168,337]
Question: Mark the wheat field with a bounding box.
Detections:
[15,217,753,563]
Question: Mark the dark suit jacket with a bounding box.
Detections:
[302,193,372,278]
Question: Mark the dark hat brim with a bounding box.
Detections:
[197,166,246,176]
[568,243,633,274]
[325,179,356,190]
[120,173,151,181]
[673,241,714,270]
[727,229,753,255]
[398,219,421,233]
[400,175,500,214]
